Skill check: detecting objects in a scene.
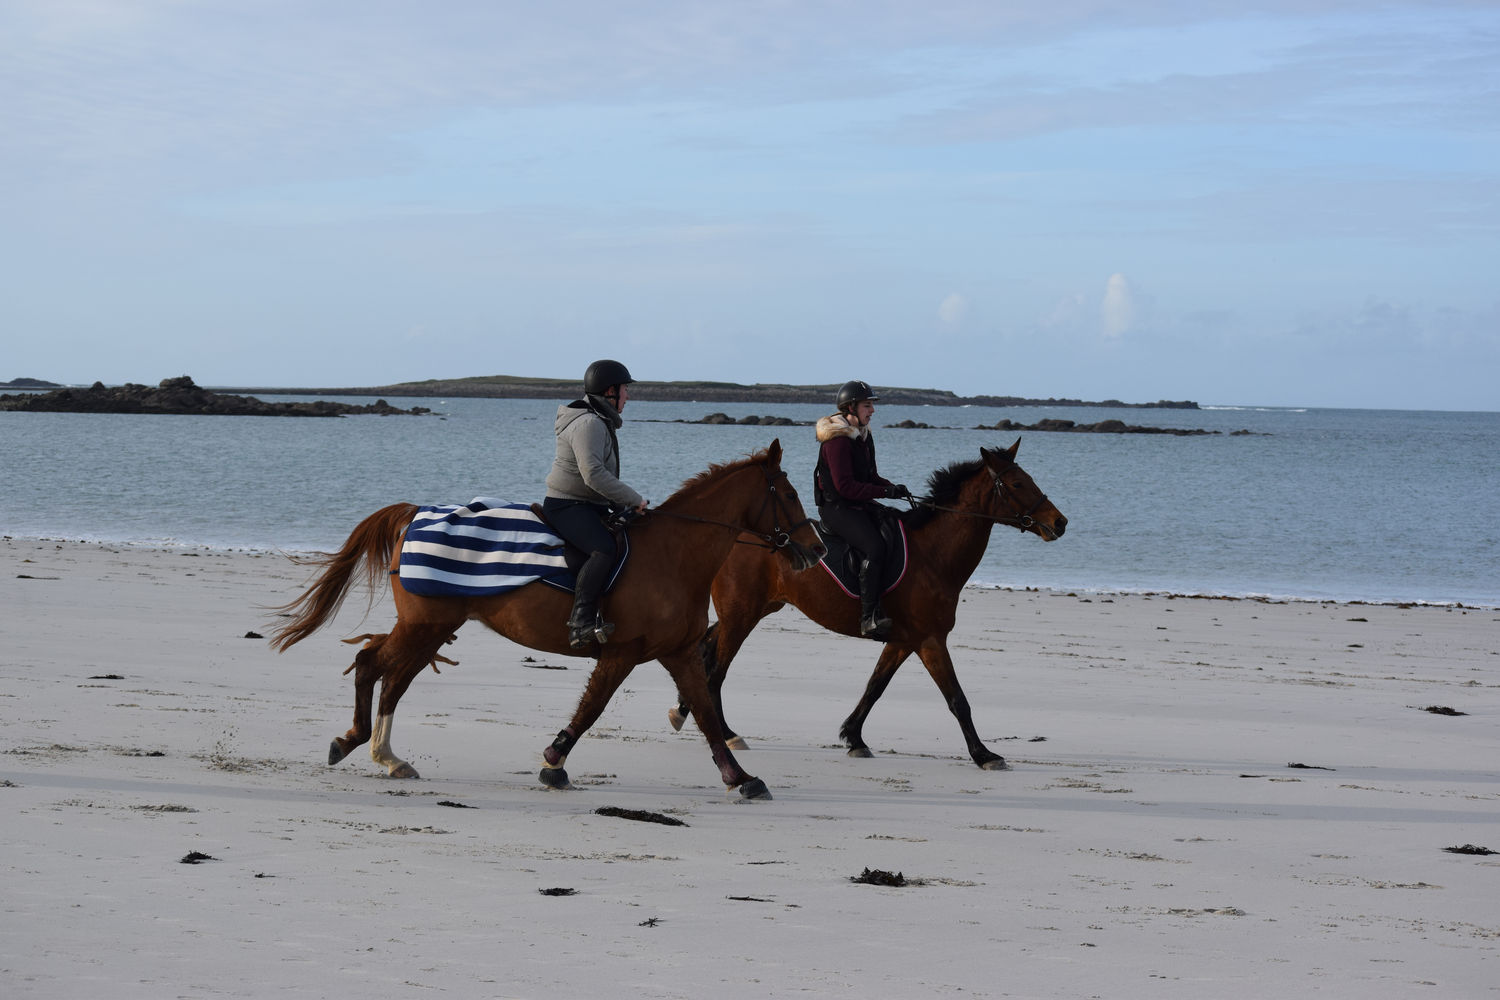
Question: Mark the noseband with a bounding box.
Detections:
[988,465,1050,531]
[740,465,815,551]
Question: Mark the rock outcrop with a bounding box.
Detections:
[0,376,430,417]
[974,418,1220,435]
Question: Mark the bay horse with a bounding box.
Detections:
[271,441,824,800]
[668,438,1066,770]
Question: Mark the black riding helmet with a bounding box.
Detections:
[835,379,879,412]
[584,359,635,396]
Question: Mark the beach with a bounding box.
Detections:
[2,537,1497,999]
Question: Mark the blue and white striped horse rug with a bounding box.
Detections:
[397,498,627,598]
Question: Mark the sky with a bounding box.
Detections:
[3,1,1497,410]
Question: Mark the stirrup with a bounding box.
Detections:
[568,614,614,649]
[859,611,892,640]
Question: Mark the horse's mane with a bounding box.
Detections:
[902,458,984,531]
[659,447,772,510]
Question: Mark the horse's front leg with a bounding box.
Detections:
[915,637,1007,770]
[659,648,770,800]
[840,643,914,757]
[330,634,387,767]
[539,650,641,790]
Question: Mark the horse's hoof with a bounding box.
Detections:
[736,777,772,800]
[328,740,349,766]
[539,766,572,790]
[725,735,749,752]
[388,762,420,779]
[979,757,1010,771]
[846,747,874,759]
[667,705,688,732]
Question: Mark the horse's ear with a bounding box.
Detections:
[981,437,1021,469]
[767,438,782,464]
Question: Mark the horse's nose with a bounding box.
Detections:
[1054,514,1068,538]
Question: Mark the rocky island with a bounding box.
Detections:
[0,376,431,417]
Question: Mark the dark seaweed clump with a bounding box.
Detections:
[851,867,907,887]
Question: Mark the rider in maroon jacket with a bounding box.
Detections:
[813,380,910,639]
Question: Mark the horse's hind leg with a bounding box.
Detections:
[914,637,1007,770]
[840,643,914,758]
[365,621,460,778]
[330,634,388,766]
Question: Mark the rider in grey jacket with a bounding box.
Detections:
[543,360,649,648]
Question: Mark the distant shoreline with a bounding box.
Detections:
[218,375,1201,409]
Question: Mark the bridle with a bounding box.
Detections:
[647,463,815,552]
[912,462,1052,534]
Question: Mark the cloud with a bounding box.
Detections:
[938,292,968,325]
[1102,273,1135,337]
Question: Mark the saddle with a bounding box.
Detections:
[528,503,630,595]
[813,510,908,599]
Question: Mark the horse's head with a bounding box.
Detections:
[752,439,826,571]
[981,438,1068,541]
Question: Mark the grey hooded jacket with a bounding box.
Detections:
[544,398,645,509]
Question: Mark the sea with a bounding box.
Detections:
[2,395,1496,608]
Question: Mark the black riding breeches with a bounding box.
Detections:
[543,498,616,608]
[818,504,886,566]
[542,498,614,558]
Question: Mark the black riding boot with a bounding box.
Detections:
[566,551,616,649]
[858,559,893,640]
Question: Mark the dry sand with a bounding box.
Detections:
[3,538,1497,998]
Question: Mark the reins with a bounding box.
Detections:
[910,497,1035,531]
[909,464,1052,533]
[642,464,813,552]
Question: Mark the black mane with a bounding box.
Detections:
[902,458,984,530]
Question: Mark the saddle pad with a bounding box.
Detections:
[398,498,570,597]
[813,518,908,599]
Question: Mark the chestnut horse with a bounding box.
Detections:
[271,441,824,800]
[669,438,1066,770]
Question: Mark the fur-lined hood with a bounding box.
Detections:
[816,412,868,443]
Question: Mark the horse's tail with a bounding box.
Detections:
[269,502,418,653]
